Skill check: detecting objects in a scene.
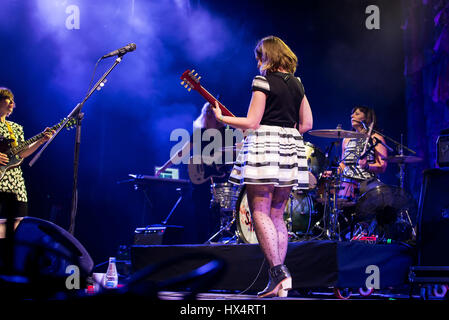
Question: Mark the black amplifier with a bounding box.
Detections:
[437,134,449,167]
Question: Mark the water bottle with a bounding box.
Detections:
[103,257,118,288]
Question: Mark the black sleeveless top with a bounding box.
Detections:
[251,72,305,128]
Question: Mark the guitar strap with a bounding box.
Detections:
[5,121,18,147]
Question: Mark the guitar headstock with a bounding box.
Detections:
[180,69,201,92]
[51,117,77,131]
[64,117,77,130]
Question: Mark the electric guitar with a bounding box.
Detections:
[180,69,237,184]
[187,151,238,184]
[180,69,236,117]
[0,118,76,181]
[187,159,229,185]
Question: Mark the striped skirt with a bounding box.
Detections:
[228,125,309,188]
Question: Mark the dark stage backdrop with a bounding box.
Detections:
[403,0,449,198]
[0,0,407,264]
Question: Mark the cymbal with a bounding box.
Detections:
[383,155,423,163]
[308,129,368,139]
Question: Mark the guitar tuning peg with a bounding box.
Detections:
[187,88,192,92]
[181,81,185,85]
[184,84,189,89]
[198,76,201,80]
[194,73,198,77]
[191,69,195,74]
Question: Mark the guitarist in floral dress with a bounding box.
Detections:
[0,87,54,228]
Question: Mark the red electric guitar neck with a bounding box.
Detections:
[180,69,235,117]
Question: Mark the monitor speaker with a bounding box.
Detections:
[417,168,449,266]
[0,217,93,297]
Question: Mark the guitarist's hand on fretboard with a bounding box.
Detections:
[0,153,8,166]
[39,127,56,144]
[0,118,76,181]
[211,100,223,122]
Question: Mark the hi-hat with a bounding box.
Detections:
[308,129,368,139]
[383,155,423,164]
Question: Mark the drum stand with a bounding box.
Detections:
[328,183,343,241]
[316,177,343,241]
[204,208,237,244]
[318,144,355,241]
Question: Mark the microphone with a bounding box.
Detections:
[101,43,136,59]
[360,120,368,130]
[353,119,368,130]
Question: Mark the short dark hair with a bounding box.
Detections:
[351,106,377,128]
[0,87,14,101]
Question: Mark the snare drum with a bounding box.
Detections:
[210,182,241,211]
[235,187,315,244]
[316,176,359,207]
[336,177,359,207]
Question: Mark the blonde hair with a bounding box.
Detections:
[193,102,224,129]
[254,36,298,76]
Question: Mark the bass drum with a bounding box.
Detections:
[355,183,417,242]
[235,187,315,244]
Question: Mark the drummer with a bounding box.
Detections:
[324,106,388,188]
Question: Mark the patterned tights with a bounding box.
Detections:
[246,184,292,268]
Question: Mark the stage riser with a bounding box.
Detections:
[131,241,413,291]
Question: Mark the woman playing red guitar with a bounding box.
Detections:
[212,36,313,298]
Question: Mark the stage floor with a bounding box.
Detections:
[156,289,418,300]
[130,240,415,296]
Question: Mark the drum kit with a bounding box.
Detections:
[206,127,421,245]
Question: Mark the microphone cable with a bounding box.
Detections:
[85,57,102,96]
[228,258,266,298]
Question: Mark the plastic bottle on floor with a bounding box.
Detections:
[103,257,118,289]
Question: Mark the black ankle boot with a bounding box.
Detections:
[257,264,292,298]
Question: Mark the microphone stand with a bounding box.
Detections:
[356,120,415,155]
[29,53,126,235]
[357,121,418,190]
[372,128,415,154]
